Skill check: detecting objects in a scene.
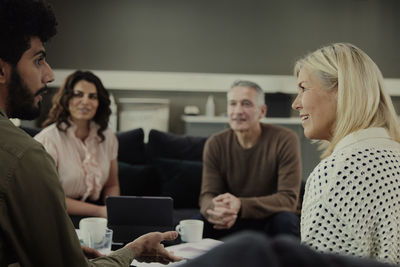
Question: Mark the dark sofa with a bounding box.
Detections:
[113,128,207,225]
[20,126,207,226]
[21,125,305,229]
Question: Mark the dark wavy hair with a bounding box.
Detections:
[0,0,57,66]
[43,70,111,142]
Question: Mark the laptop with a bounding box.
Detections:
[106,196,174,244]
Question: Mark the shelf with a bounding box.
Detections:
[182,115,301,125]
[53,69,400,96]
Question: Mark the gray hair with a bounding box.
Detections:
[228,80,265,107]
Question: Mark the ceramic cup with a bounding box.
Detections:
[175,219,204,243]
[79,217,108,248]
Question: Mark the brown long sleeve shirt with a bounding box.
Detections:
[199,123,302,219]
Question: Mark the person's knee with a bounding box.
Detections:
[268,211,300,237]
[224,231,268,243]
[272,211,299,224]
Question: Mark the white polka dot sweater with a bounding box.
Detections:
[301,127,400,265]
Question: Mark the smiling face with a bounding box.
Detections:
[227,86,266,133]
[292,67,338,141]
[68,80,99,124]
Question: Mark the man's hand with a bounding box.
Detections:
[206,206,237,229]
[125,231,183,264]
[213,193,241,213]
[81,245,103,259]
[206,193,241,230]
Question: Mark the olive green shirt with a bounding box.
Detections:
[0,110,135,266]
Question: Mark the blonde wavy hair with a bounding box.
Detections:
[294,43,400,158]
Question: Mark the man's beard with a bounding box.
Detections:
[7,68,48,120]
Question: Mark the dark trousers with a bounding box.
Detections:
[181,231,394,267]
[197,211,300,240]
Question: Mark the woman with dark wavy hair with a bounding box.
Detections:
[35,70,120,221]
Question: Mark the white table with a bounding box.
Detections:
[131,238,223,267]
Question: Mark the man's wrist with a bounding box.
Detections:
[125,241,141,258]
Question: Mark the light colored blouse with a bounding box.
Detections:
[34,122,118,202]
[301,127,400,264]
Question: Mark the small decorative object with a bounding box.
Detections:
[205,95,215,117]
[184,105,200,116]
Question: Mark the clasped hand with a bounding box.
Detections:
[206,193,241,230]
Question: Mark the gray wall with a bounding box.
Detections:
[33,0,400,179]
[47,0,400,77]
[43,0,400,134]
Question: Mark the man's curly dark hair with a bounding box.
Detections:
[0,0,57,65]
[42,70,112,142]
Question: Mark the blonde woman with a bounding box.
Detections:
[292,43,400,264]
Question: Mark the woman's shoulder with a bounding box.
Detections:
[88,122,115,140]
[35,123,62,140]
[102,127,117,139]
[333,137,400,162]
[96,127,117,146]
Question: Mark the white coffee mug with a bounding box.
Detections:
[79,217,108,248]
[175,219,204,243]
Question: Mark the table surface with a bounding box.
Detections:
[131,238,223,267]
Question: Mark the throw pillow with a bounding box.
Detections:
[154,157,203,209]
[147,129,207,161]
[116,128,146,165]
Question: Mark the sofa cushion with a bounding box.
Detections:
[116,128,146,164]
[147,129,207,161]
[154,158,202,209]
[118,161,161,196]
